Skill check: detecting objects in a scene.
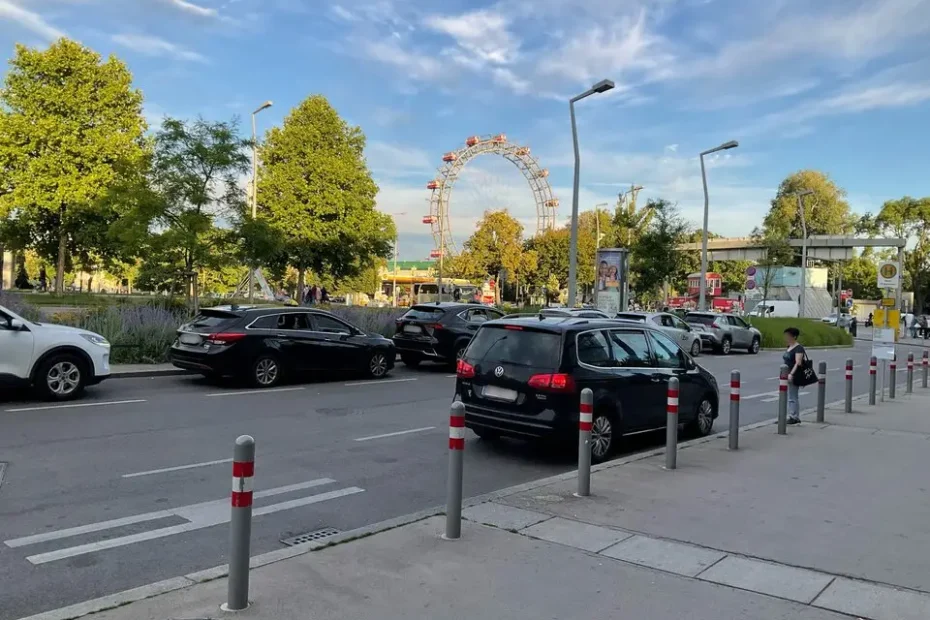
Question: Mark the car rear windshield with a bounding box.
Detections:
[615,313,646,322]
[684,314,716,326]
[466,326,561,368]
[187,310,241,329]
[403,306,448,321]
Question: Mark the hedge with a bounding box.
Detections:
[749,317,853,348]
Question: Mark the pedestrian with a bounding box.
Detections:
[849,316,858,337]
[309,284,318,305]
[783,327,806,425]
[320,287,329,304]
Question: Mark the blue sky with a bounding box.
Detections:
[2,0,930,260]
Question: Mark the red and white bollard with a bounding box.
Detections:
[729,371,740,450]
[844,359,853,413]
[224,435,255,612]
[577,388,594,496]
[869,356,877,405]
[665,377,679,469]
[907,353,914,394]
[444,401,465,540]
[890,359,897,399]
[923,351,928,389]
[777,364,789,434]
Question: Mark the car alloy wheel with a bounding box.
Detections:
[721,338,731,355]
[690,340,701,357]
[750,338,760,354]
[696,398,714,436]
[369,352,388,378]
[591,414,613,462]
[47,361,81,396]
[254,357,279,386]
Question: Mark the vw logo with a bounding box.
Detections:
[494,366,504,378]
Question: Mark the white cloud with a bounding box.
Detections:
[366,141,435,179]
[330,5,357,21]
[359,38,443,81]
[112,34,208,63]
[164,0,217,18]
[0,0,65,40]
[424,9,520,66]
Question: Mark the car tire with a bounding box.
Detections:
[400,354,421,368]
[749,337,761,354]
[450,342,469,369]
[590,409,618,464]
[250,354,282,388]
[690,340,702,357]
[35,353,87,401]
[687,395,716,437]
[368,351,390,379]
[719,337,732,355]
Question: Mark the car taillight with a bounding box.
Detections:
[206,332,247,346]
[456,359,475,379]
[504,325,523,330]
[431,323,443,330]
[711,322,721,330]
[528,373,576,392]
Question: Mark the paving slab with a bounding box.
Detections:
[699,555,834,604]
[814,577,930,620]
[520,517,632,553]
[601,534,726,577]
[462,502,550,531]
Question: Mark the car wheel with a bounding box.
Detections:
[400,354,421,368]
[590,411,616,464]
[720,337,732,355]
[251,354,282,388]
[687,396,716,437]
[690,339,702,357]
[36,354,86,401]
[368,351,389,378]
[749,337,761,354]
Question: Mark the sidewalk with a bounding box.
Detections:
[109,363,190,379]
[30,390,930,620]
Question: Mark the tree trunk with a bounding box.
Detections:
[0,244,5,290]
[55,225,67,294]
[297,267,306,300]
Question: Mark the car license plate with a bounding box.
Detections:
[179,333,201,345]
[483,385,518,402]
[403,324,422,334]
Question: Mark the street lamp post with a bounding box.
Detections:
[698,140,739,310]
[248,100,273,302]
[594,203,608,249]
[793,189,814,318]
[619,185,644,246]
[568,79,615,307]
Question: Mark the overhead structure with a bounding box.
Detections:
[424,134,558,255]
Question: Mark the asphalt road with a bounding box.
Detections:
[1,339,927,620]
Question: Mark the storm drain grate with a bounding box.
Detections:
[280,527,342,547]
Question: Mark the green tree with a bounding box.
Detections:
[258,95,394,292]
[526,228,570,287]
[459,210,529,303]
[842,248,881,300]
[14,259,30,289]
[630,200,691,302]
[871,196,930,311]
[611,189,654,248]
[0,39,148,293]
[763,170,854,243]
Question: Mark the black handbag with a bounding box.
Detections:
[793,354,818,386]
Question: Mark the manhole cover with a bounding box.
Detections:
[280,527,341,546]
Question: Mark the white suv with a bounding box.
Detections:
[0,304,111,400]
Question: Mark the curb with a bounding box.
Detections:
[13,391,890,620]
[109,369,195,380]
[761,344,854,351]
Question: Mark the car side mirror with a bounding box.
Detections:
[685,356,696,370]
[9,318,25,331]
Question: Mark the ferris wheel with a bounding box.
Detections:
[423,134,558,258]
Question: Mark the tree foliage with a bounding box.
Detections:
[630,199,691,301]
[258,95,394,291]
[455,210,536,302]
[0,38,148,292]
[763,170,854,242]
[871,196,930,311]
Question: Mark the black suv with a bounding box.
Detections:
[456,316,718,462]
[393,303,504,367]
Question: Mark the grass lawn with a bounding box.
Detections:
[751,317,853,348]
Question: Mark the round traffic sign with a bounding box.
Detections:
[746,280,756,290]
[746,266,756,276]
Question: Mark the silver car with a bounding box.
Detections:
[684,312,762,355]
[614,312,703,357]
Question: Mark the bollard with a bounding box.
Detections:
[729,371,740,450]
[665,377,679,470]
[444,401,465,540]
[889,359,897,400]
[224,435,255,612]
[869,356,877,406]
[816,361,826,422]
[920,351,930,387]
[845,358,853,413]
[777,365,788,435]
[576,388,594,497]
[907,353,914,394]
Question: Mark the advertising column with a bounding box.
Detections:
[594,248,629,315]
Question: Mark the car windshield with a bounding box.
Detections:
[684,314,716,326]
[466,326,561,368]
[403,306,448,321]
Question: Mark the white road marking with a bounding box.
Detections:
[206,387,305,397]
[741,391,780,401]
[5,399,147,413]
[445,374,458,378]
[761,391,809,403]
[121,458,233,479]
[343,378,418,387]
[354,426,436,442]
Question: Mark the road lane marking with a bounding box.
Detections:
[121,458,233,479]
[4,399,147,413]
[252,487,364,517]
[4,478,336,549]
[445,374,458,378]
[343,378,418,387]
[761,391,809,403]
[354,426,436,442]
[206,387,305,397]
[741,391,780,400]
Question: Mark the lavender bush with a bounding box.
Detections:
[60,305,184,364]
[327,305,406,337]
[0,291,41,322]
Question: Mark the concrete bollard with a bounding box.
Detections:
[576,388,594,497]
[444,401,465,540]
[845,359,853,413]
[777,364,789,435]
[869,356,877,405]
[816,361,827,422]
[907,353,914,394]
[923,351,928,389]
[223,435,255,612]
[665,377,679,470]
[890,359,897,400]
[729,370,740,450]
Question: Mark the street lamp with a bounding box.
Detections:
[568,78,615,307]
[793,189,814,318]
[594,203,609,249]
[248,100,273,302]
[618,185,644,246]
[698,139,739,310]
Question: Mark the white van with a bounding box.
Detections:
[750,300,799,318]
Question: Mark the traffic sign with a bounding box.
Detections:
[745,266,756,277]
[881,297,896,308]
[845,298,853,308]
[878,261,900,289]
[746,280,756,290]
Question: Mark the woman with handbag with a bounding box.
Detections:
[783,327,808,425]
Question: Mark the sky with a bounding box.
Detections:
[1,0,930,260]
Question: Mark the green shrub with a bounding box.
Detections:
[750,317,853,348]
[0,291,41,321]
[327,305,406,337]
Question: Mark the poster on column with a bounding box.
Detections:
[594,249,625,316]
